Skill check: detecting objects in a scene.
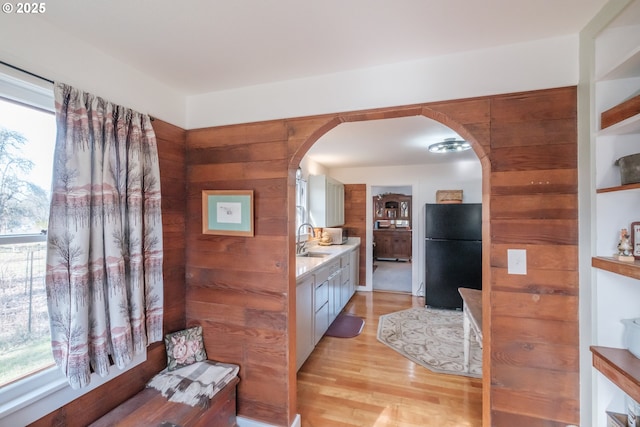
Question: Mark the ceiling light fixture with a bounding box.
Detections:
[428,138,471,153]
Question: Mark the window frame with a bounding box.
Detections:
[296,170,311,239]
[0,65,148,426]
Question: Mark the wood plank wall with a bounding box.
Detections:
[32,86,577,427]
[344,184,366,285]
[488,87,579,426]
[184,86,578,427]
[30,119,187,427]
[186,121,293,425]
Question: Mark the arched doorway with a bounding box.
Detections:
[301,115,482,296]
[289,102,491,423]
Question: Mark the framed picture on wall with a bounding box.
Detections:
[202,190,254,236]
[632,221,640,260]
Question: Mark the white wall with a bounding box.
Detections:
[0,15,579,133]
[0,17,186,128]
[187,35,579,129]
[328,160,482,295]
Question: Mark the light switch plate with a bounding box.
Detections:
[507,249,527,275]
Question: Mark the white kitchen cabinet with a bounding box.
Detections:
[328,269,341,324]
[582,1,640,424]
[296,275,315,371]
[339,253,351,310]
[313,259,340,344]
[295,242,360,369]
[349,246,359,296]
[314,280,329,346]
[308,175,345,227]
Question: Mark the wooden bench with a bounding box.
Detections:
[89,376,239,427]
[458,287,483,373]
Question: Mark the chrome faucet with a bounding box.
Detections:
[296,222,316,255]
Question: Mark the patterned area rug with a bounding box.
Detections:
[377,307,482,378]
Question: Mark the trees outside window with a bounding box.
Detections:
[0,127,49,234]
[0,98,55,387]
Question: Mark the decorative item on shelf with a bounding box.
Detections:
[436,189,463,204]
[615,153,640,185]
[632,222,640,260]
[617,228,635,262]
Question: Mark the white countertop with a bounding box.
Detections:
[295,237,360,281]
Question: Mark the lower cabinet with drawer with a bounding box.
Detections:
[296,244,361,371]
[314,279,329,345]
[296,274,315,371]
[314,259,340,343]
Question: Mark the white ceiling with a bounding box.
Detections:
[307,116,478,168]
[37,0,607,168]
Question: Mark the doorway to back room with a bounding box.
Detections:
[372,185,412,293]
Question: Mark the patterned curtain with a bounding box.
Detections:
[45,83,164,389]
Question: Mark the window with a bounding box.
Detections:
[295,168,308,231]
[0,68,147,427]
[0,92,56,388]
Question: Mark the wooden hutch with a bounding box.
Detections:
[373,193,412,261]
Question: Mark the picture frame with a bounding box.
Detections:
[632,221,640,260]
[202,190,254,236]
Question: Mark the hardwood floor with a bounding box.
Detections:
[297,291,482,427]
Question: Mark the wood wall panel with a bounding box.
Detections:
[492,290,577,322]
[492,388,578,425]
[490,194,577,219]
[30,119,187,427]
[187,121,287,148]
[491,219,578,245]
[493,316,578,347]
[491,243,578,271]
[189,141,289,165]
[182,86,578,427]
[185,122,294,426]
[490,143,576,172]
[491,412,573,427]
[492,364,579,398]
[490,169,577,196]
[31,87,578,427]
[490,119,577,148]
[344,184,366,285]
[488,87,578,425]
[491,267,578,296]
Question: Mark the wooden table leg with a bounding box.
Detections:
[463,303,470,373]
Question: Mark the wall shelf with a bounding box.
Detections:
[602,94,640,130]
[591,346,640,403]
[589,1,640,423]
[597,44,640,82]
[596,183,640,193]
[592,256,640,280]
[599,110,640,135]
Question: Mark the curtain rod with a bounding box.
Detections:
[0,60,54,84]
[0,60,157,121]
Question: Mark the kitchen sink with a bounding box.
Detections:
[297,251,330,258]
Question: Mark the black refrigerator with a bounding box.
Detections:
[425,203,482,310]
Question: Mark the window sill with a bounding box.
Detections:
[0,353,146,426]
